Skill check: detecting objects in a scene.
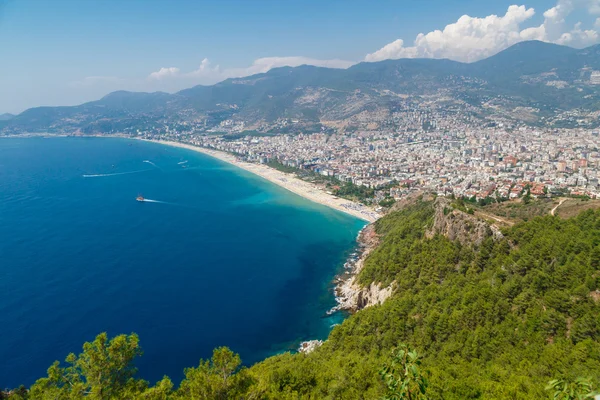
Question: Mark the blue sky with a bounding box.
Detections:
[1,0,598,113]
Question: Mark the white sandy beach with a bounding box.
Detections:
[152,140,381,223]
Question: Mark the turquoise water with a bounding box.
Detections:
[0,137,364,387]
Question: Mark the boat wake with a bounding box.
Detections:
[177,160,188,165]
[143,160,161,170]
[83,169,151,178]
[140,199,167,204]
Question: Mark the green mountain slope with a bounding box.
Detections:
[247,200,600,399]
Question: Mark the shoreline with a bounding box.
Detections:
[4,134,382,357]
[330,223,388,312]
[144,139,383,353]
[146,139,381,223]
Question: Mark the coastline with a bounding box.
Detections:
[4,135,385,360]
[1,136,375,383]
[330,223,391,312]
[300,224,385,353]
[142,138,383,353]
[146,139,381,223]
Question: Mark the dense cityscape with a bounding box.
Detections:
[139,122,600,205]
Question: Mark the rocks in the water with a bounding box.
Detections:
[298,340,323,354]
[331,223,395,312]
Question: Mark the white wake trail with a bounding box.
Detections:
[83,169,151,178]
[140,199,166,204]
[143,160,162,170]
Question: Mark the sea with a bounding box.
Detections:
[0,137,365,388]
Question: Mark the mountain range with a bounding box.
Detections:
[3,41,600,135]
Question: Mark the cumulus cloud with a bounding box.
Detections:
[365,1,600,63]
[589,0,600,14]
[188,58,221,77]
[366,5,535,62]
[148,67,180,80]
[556,22,599,46]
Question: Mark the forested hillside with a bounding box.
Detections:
[4,199,600,399]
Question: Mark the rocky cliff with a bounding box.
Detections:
[335,196,504,313]
[426,197,504,246]
[333,224,396,312]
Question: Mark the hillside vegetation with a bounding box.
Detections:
[4,200,600,399]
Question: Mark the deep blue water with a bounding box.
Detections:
[0,137,364,388]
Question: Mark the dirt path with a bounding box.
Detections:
[550,198,568,216]
[475,211,515,227]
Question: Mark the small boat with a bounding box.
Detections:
[136,195,145,202]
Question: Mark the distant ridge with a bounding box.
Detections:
[0,113,15,121]
[3,40,600,134]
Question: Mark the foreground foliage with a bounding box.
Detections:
[380,345,428,400]
[545,378,598,400]
[5,201,600,399]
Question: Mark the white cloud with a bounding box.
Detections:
[556,22,599,46]
[188,58,220,77]
[148,67,180,80]
[530,0,600,47]
[147,56,354,86]
[365,2,600,63]
[588,0,600,14]
[366,5,536,62]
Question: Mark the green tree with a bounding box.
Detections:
[380,345,428,400]
[136,377,173,400]
[212,347,241,386]
[29,333,145,399]
[545,378,598,400]
[523,190,532,204]
[176,347,248,400]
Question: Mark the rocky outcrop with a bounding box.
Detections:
[333,196,504,313]
[426,197,503,246]
[335,276,395,312]
[298,340,323,354]
[332,224,395,312]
